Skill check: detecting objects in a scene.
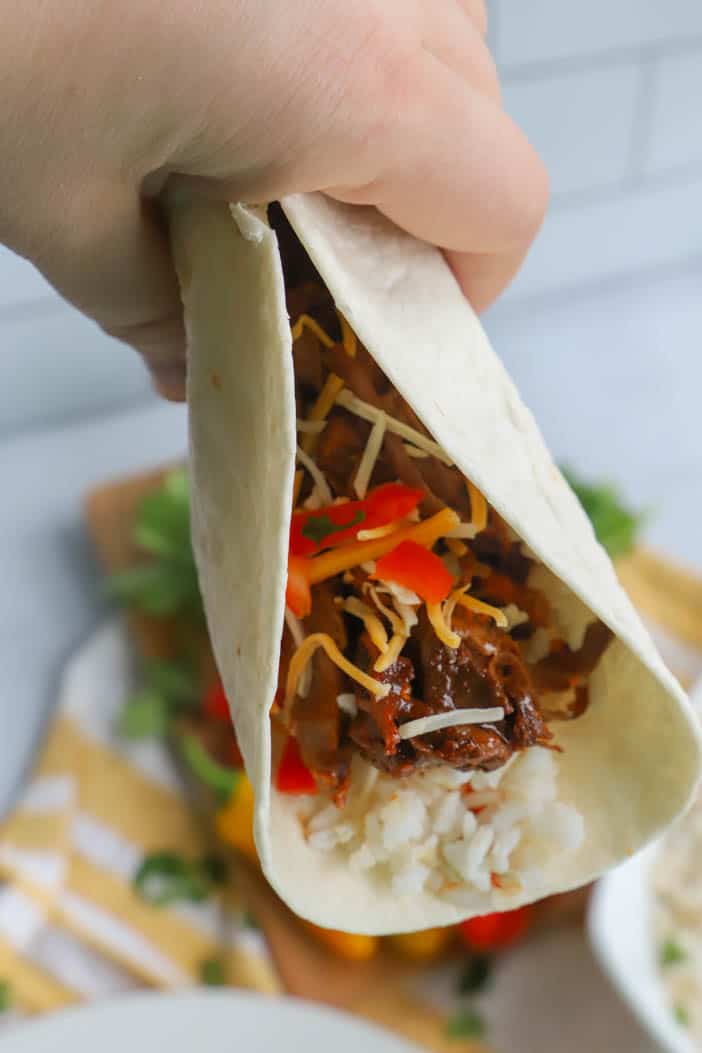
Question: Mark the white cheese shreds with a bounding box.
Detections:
[296,419,327,434]
[296,445,333,505]
[357,521,405,542]
[366,585,405,636]
[343,597,388,653]
[285,608,310,697]
[398,708,505,740]
[403,444,430,459]
[336,693,358,717]
[448,523,479,540]
[291,314,335,348]
[336,390,452,465]
[426,601,461,649]
[353,410,387,499]
[286,633,390,709]
[381,581,421,607]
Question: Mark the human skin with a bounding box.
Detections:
[0,0,548,398]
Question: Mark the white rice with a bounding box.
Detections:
[299,747,583,903]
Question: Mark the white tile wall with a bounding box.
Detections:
[502,65,641,197]
[494,0,702,68]
[645,52,702,176]
[488,0,702,303]
[505,176,702,301]
[0,246,53,309]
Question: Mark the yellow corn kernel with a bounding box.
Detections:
[387,927,453,961]
[303,922,378,961]
[215,775,257,862]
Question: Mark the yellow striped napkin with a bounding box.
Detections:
[0,620,279,1021]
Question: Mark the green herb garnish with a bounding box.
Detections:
[458,954,493,994]
[179,734,240,802]
[0,981,11,1013]
[561,467,644,559]
[660,938,687,967]
[674,1004,690,1028]
[445,1009,485,1040]
[133,852,216,907]
[118,659,198,741]
[107,469,202,620]
[200,958,226,987]
[301,509,365,548]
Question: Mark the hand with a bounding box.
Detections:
[0,0,547,400]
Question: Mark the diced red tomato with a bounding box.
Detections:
[289,483,423,557]
[276,736,318,795]
[457,905,532,952]
[374,540,453,604]
[286,556,312,618]
[202,679,230,722]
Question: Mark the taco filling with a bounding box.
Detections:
[263,209,612,901]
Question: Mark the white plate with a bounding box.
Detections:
[1,991,421,1053]
[589,845,694,1053]
[588,676,702,1053]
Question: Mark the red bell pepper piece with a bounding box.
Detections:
[286,556,312,618]
[290,483,423,557]
[458,905,532,952]
[374,540,453,604]
[275,736,318,795]
[202,679,230,722]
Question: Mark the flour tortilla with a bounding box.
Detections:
[170,193,702,934]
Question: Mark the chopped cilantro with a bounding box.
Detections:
[118,689,170,740]
[660,938,687,967]
[445,1009,485,1040]
[107,469,203,621]
[458,954,493,994]
[674,1004,690,1028]
[560,467,644,559]
[0,981,11,1013]
[133,852,220,907]
[200,958,226,987]
[301,509,365,547]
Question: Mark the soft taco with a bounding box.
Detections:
[169,192,701,934]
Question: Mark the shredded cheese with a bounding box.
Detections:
[296,419,327,434]
[357,520,405,542]
[337,311,357,358]
[426,602,461,649]
[398,708,505,740]
[353,410,387,499]
[466,479,488,533]
[373,632,407,673]
[454,591,508,629]
[343,597,388,654]
[446,538,468,557]
[306,507,459,586]
[285,633,389,709]
[301,373,345,455]
[336,390,453,465]
[365,584,406,636]
[403,443,430,459]
[291,314,335,349]
[296,446,332,505]
[448,523,479,540]
[285,607,310,697]
[336,693,358,717]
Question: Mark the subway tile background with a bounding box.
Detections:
[491,0,702,301]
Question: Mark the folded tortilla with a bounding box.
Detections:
[169,192,702,934]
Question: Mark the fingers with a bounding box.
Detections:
[421,1,500,101]
[33,182,187,399]
[328,50,548,252]
[453,0,489,37]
